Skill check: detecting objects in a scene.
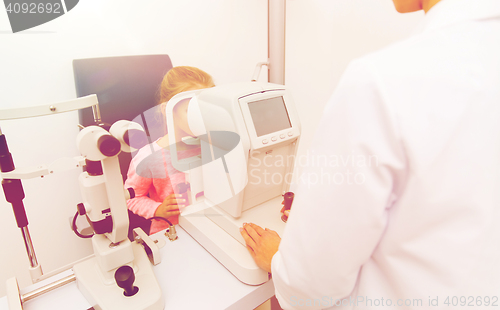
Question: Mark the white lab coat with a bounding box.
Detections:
[272,0,500,309]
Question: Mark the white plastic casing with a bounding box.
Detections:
[177,82,302,285]
[77,126,119,161]
[109,120,146,153]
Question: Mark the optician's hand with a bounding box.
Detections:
[240,223,281,273]
[154,194,185,219]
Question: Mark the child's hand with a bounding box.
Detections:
[155,194,185,219]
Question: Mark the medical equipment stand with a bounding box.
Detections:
[72,124,163,310]
[0,96,164,310]
[1,128,41,310]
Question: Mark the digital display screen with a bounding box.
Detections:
[248,96,291,137]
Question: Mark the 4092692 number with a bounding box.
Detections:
[5,2,62,14]
[444,296,498,307]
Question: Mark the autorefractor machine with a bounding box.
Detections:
[164,82,301,285]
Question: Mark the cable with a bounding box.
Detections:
[149,216,173,227]
[72,211,94,239]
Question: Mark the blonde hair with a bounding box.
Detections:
[156,66,214,134]
[159,66,214,106]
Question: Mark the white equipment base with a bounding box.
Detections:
[5,278,22,310]
[179,196,286,285]
[73,241,164,310]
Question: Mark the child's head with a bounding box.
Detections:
[158,66,214,136]
[159,66,215,106]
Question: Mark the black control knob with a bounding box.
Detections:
[114,265,139,297]
[77,203,86,216]
[127,187,135,199]
[281,192,295,223]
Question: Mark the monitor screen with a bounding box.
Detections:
[248,96,291,137]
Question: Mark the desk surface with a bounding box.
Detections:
[0,227,274,310]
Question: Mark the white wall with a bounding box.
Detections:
[0,0,268,296]
[286,0,424,156]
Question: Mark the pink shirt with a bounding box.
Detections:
[124,140,200,235]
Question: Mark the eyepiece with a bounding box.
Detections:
[97,135,121,157]
[123,129,148,149]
